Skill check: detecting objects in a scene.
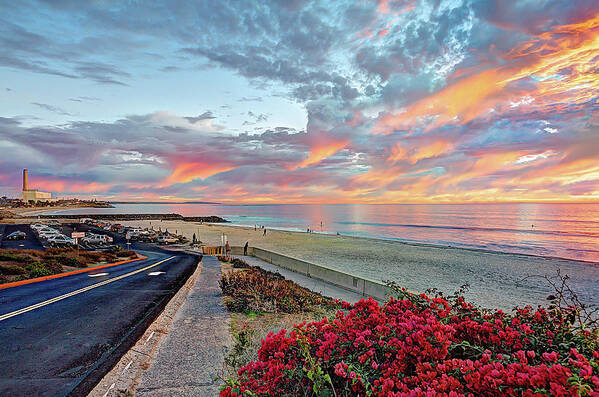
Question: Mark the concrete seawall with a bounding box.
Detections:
[232,246,392,301]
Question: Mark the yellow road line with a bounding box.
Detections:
[0,256,175,322]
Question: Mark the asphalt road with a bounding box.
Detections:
[0,246,199,396]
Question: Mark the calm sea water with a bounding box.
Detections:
[45,203,599,263]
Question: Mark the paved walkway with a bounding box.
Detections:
[135,256,231,396]
[234,255,365,303]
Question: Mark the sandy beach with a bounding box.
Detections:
[103,219,598,311]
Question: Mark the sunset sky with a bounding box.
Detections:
[0,0,598,203]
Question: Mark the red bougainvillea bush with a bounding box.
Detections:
[221,285,599,396]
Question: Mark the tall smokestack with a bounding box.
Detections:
[23,169,28,191]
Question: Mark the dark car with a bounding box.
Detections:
[6,231,27,240]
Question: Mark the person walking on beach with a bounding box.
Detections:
[263,228,267,236]
[244,241,249,256]
[225,241,231,256]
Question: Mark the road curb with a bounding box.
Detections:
[0,255,147,290]
[87,253,203,397]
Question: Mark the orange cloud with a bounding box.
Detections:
[375,13,599,133]
[388,140,454,164]
[162,161,234,186]
[30,178,112,193]
[501,14,599,107]
[376,68,511,133]
[295,139,348,169]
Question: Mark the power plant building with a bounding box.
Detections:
[22,169,55,202]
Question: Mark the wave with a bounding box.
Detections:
[335,221,599,239]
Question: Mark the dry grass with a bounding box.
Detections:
[219,259,340,375]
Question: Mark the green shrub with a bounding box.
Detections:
[43,261,63,274]
[116,250,136,258]
[231,258,251,269]
[53,255,82,268]
[0,253,28,262]
[26,262,53,278]
[0,264,26,275]
[220,266,334,314]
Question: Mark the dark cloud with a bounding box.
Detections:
[243,111,269,125]
[238,96,263,102]
[31,102,74,116]
[185,111,216,123]
[0,117,21,125]
[68,96,101,102]
[472,0,599,34]
[73,62,130,86]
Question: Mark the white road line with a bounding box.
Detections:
[143,330,155,345]
[122,359,133,374]
[148,271,165,276]
[102,382,115,397]
[88,272,109,277]
[0,256,175,322]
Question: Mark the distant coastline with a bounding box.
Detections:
[110,201,220,205]
[25,212,229,223]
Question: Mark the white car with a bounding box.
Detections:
[31,224,55,232]
[157,235,178,244]
[46,234,75,246]
[38,230,60,239]
[81,233,113,244]
[33,225,57,232]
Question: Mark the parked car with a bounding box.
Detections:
[6,231,26,240]
[110,224,124,232]
[81,233,113,244]
[125,231,138,240]
[157,235,179,245]
[32,224,57,232]
[38,231,60,239]
[31,224,57,233]
[46,234,75,247]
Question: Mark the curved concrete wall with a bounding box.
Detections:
[234,246,392,301]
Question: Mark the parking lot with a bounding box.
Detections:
[1,220,184,252]
[0,223,121,251]
[0,224,44,250]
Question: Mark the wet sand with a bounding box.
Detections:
[114,219,599,311]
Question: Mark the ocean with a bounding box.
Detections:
[44,202,599,263]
